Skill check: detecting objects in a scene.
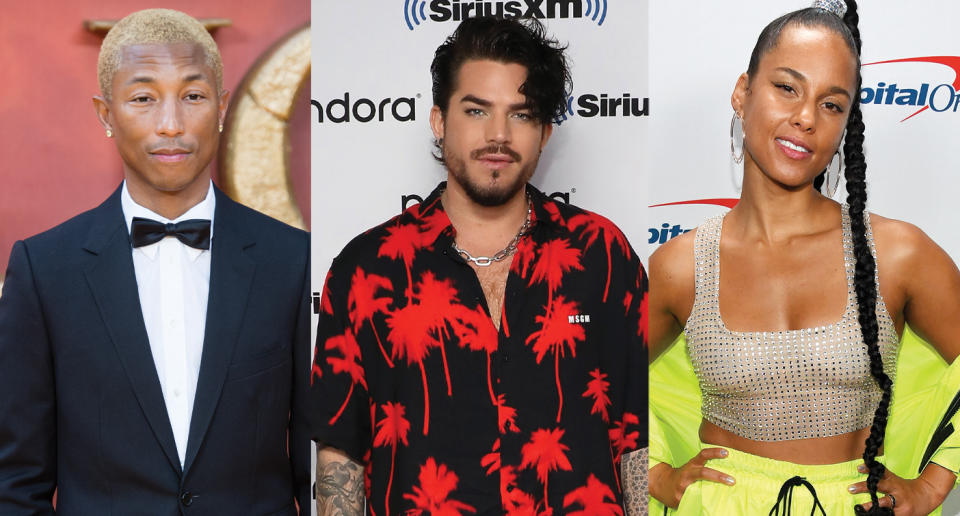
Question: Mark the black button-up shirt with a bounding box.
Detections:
[309,182,647,514]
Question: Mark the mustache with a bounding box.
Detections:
[470,144,521,162]
[146,139,192,153]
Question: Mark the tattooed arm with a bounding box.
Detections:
[316,446,365,516]
[622,447,649,516]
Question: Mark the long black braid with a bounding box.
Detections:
[840,3,895,514]
[748,2,893,514]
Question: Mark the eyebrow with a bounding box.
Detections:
[459,94,532,111]
[775,67,851,98]
[125,73,209,86]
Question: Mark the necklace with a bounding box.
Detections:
[451,199,532,267]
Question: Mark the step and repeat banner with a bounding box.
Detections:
[310,0,649,293]
[647,1,960,260]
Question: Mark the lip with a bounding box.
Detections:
[149,149,191,163]
[774,136,812,160]
[476,153,515,170]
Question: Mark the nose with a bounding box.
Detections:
[485,111,511,145]
[791,98,816,133]
[155,96,184,137]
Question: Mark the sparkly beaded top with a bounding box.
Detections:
[685,206,899,441]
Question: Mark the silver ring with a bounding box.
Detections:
[888,493,896,508]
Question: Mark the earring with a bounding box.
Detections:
[105,129,113,138]
[823,149,843,198]
[730,112,744,164]
[218,123,224,133]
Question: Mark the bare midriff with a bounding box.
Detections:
[700,420,876,464]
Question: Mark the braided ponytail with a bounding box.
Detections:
[838,2,895,514]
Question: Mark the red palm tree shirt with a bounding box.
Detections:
[309,182,647,515]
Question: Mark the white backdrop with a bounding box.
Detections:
[646,1,960,512]
[647,1,960,260]
[311,0,648,293]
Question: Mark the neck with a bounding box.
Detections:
[730,161,836,244]
[125,171,212,220]
[442,178,529,256]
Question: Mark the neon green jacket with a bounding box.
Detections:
[650,326,960,515]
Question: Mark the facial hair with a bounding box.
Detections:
[445,143,538,207]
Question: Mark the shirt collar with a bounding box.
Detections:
[412,181,562,248]
[121,180,216,261]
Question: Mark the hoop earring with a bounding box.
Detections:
[730,112,744,164]
[823,149,842,198]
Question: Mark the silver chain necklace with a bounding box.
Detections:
[451,200,532,267]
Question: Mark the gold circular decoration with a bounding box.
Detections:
[218,24,310,230]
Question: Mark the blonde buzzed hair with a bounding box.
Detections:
[98,8,223,98]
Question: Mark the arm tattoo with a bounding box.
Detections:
[622,447,649,516]
[316,448,365,516]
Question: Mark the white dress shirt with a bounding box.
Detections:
[121,181,215,466]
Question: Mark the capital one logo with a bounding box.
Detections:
[403,0,608,30]
[861,56,960,122]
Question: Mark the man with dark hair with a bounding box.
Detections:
[0,9,310,514]
[310,16,647,515]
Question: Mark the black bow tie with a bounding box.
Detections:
[131,217,211,250]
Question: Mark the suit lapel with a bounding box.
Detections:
[83,187,182,475]
[183,189,256,474]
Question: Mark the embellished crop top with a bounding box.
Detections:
[684,206,900,441]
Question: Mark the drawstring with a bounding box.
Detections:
[769,476,827,516]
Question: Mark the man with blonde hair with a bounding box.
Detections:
[0,9,310,514]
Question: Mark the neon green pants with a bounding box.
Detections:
[674,444,877,515]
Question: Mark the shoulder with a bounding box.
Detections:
[218,195,309,262]
[649,226,695,285]
[868,212,944,272]
[19,201,115,260]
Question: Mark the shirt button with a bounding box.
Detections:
[168,320,176,328]
[173,389,181,397]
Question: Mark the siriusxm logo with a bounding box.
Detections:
[557,92,649,123]
[403,0,608,30]
[311,93,418,124]
[862,56,960,122]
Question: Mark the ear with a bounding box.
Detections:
[731,72,750,115]
[218,89,231,127]
[539,121,553,150]
[92,95,112,133]
[429,105,445,141]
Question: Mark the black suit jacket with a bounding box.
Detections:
[0,185,311,515]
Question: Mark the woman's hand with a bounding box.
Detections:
[848,462,955,515]
[649,447,735,509]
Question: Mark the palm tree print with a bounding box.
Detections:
[325,330,366,425]
[373,401,411,516]
[450,303,498,404]
[348,267,395,367]
[378,221,422,301]
[403,458,476,515]
[526,296,586,421]
[583,368,611,423]
[384,271,462,434]
[609,412,641,466]
[562,474,623,516]
[527,238,583,317]
[520,427,572,506]
[567,213,631,302]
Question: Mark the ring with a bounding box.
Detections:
[888,493,896,508]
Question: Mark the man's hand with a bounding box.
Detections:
[316,446,364,516]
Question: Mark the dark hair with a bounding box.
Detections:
[749,3,892,514]
[430,16,571,124]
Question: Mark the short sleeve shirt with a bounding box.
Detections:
[309,182,647,514]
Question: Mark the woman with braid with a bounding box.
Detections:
[649,0,960,514]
